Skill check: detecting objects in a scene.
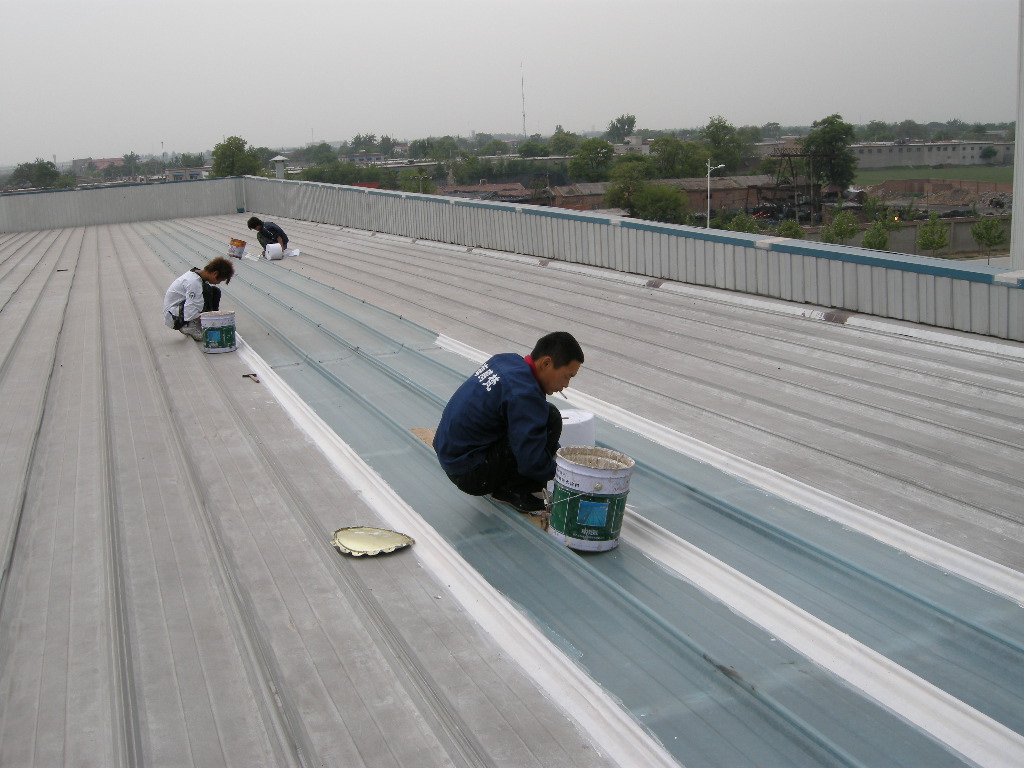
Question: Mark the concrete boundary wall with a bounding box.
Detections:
[2,176,1021,340]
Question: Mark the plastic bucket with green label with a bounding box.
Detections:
[549,446,634,552]
[200,311,236,353]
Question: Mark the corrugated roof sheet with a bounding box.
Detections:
[1,214,1022,767]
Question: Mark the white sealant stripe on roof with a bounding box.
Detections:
[622,513,1024,767]
[234,340,682,768]
[434,335,1024,606]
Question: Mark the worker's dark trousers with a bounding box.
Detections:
[445,404,562,496]
[257,232,288,250]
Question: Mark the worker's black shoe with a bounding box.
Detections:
[491,487,546,515]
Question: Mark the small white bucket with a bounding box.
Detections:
[265,243,284,260]
[200,311,236,353]
[559,409,596,448]
[228,239,246,259]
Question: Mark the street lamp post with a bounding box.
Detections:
[706,160,725,228]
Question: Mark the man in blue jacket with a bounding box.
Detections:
[433,332,584,513]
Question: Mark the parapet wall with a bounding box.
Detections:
[2,176,1021,341]
[244,177,1024,342]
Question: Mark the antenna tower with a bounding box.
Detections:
[521,63,526,137]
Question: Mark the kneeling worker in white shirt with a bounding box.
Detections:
[163,257,235,341]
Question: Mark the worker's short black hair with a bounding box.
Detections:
[204,257,235,284]
[531,332,584,368]
[247,216,263,230]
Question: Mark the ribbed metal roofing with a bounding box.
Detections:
[1,214,1022,767]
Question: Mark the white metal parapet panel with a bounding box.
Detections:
[1011,287,1024,339]
[886,270,905,320]
[934,276,955,328]
[871,265,889,317]
[826,259,843,308]
[917,274,937,326]
[901,274,920,324]
[952,278,974,332]
[854,262,872,313]
[667,235,681,283]
[970,282,992,336]
[798,259,815,307]
[815,257,831,307]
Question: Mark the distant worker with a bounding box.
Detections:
[163,257,234,341]
[247,216,288,254]
[433,331,584,513]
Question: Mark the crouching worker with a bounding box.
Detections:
[163,257,234,341]
[247,216,288,253]
[433,332,584,514]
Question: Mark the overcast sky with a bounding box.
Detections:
[1,0,1019,166]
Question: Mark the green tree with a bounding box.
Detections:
[917,213,950,256]
[477,139,507,156]
[631,184,688,224]
[398,168,436,193]
[896,119,927,141]
[8,159,61,188]
[700,116,744,172]
[122,152,141,176]
[351,133,378,152]
[518,140,550,157]
[980,146,998,161]
[861,220,892,251]
[429,136,460,162]
[170,152,206,168]
[211,136,264,177]
[568,138,614,182]
[775,219,805,238]
[649,136,705,178]
[604,157,655,210]
[408,138,434,159]
[858,120,896,142]
[800,114,858,192]
[300,160,360,185]
[820,210,859,245]
[550,126,581,155]
[970,217,1008,262]
[724,214,763,234]
[605,114,637,143]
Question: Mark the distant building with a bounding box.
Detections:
[165,166,210,181]
[752,136,802,158]
[613,136,649,155]
[851,140,1013,169]
[439,182,530,203]
[72,157,124,174]
[550,183,609,210]
[346,151,386,166]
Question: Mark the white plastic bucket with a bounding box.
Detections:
[548,446,634,552]
[559,409,595,448]
[265,243,284,260]
[228,239,246,259]
[200,311,236,353]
